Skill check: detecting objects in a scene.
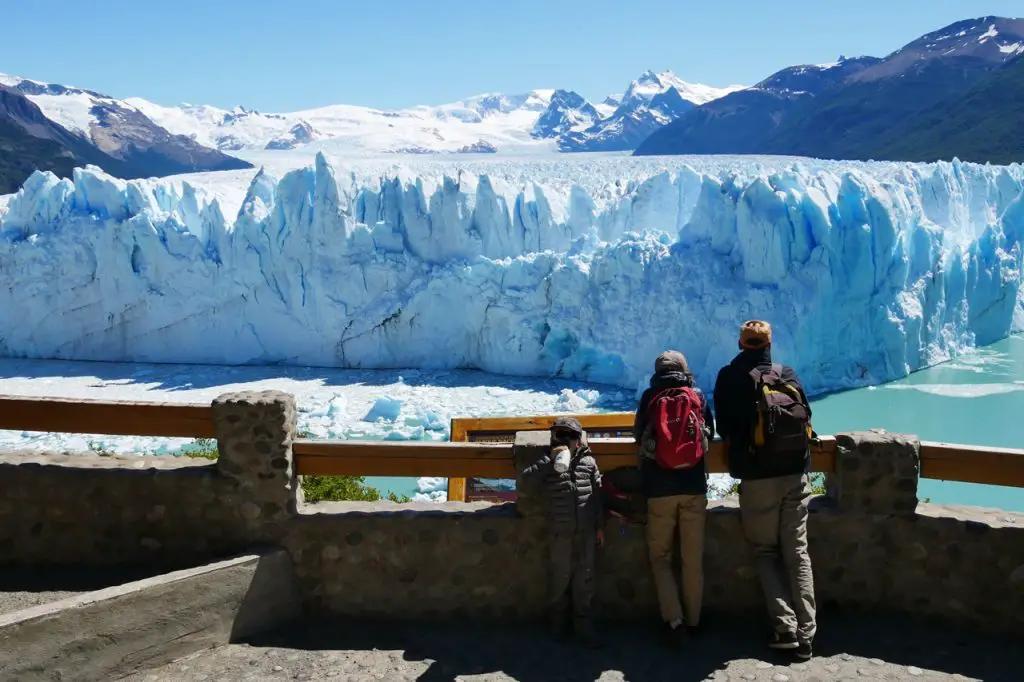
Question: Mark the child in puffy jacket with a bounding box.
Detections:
[521,416,604,648]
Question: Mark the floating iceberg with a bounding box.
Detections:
[363,396,403,422]
[1,154,1022,397]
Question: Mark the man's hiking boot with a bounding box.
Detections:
[769,631,799,650]
[795,639,813,660]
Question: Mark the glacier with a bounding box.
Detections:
[1,153,1022,398]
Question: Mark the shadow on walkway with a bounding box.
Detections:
[247,608,1024,682]
[0,564,158,593]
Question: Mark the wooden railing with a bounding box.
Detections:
[917,442,1024,487]
[294,436,838,479]
[2,395,1023,500]
[0,395,216,438]
[447,412,640,501]
[445,411,843,500]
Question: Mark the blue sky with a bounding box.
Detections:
[1,0,1020,112]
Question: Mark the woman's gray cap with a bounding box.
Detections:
[655,350,690,374]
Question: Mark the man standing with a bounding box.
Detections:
[522,416,605,648]
[713,321,816,660]
[633,351,714,647]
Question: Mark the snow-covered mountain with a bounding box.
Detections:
[634,15,1024,163]
[0,73,251,178]
[1,68,743,169]
[531,90,601,139]
[851,15,1024,82]
[754,56,884,95]
[559,71,745,152]
[125,89,563,156]
[124,73,741,156]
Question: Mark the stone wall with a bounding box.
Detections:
[284,488,1024,637]
[0,452,249,566]
[1,391,1022,635]
[0,390,299,566]
[283,500,762,621]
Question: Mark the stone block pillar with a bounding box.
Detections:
[212,391,300,539]
[831,430,920,516]
[513,430,551,518]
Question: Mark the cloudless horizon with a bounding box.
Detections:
[1,0,1020,112]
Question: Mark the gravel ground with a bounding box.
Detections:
[121,611,1023,682]
[0,565,158,616]
[0,587,88,614]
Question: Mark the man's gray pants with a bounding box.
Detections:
[548,528,596,633]
[739,473,817,643]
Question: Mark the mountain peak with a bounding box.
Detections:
[755,56,883,94]
[532,89,600,139]
[900,16,1024,61]
[622,71,673,103]
[619,70,745,108]
[849,15,1024,83]
[1,75,252,194]
[636,69,666,84]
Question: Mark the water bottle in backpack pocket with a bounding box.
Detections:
[749,364,812,456]
[646,386,707,470]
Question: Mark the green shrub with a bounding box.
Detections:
[180,438,218,459]
[301,474,410,503]
[180,437,410,503]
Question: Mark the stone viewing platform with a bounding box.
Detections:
[123,615,1023,681]
[0,390,1022,681]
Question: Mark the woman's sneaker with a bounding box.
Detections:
[769,631,799,650]
[795,639,813,660]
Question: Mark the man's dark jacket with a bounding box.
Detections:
[632,371,715,498]
[713,347,811,481]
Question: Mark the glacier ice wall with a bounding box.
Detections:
[1,154,1022,397]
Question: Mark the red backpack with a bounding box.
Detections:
[647,387,707,470]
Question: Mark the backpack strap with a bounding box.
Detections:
[769,364,807,404]
[751,364,783,383]
[645,389,665,417]
[649,386,685,404]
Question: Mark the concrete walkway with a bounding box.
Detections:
[124,611,1021,682]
